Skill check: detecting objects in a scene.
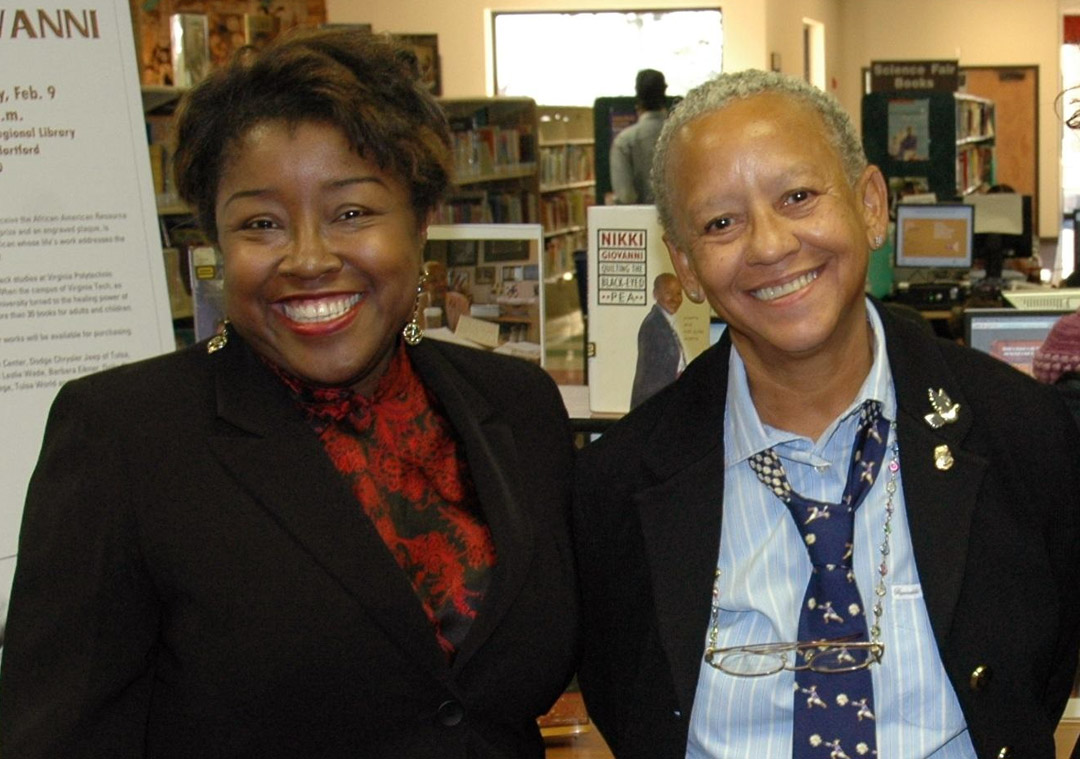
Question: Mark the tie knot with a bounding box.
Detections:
[748,399,889,568]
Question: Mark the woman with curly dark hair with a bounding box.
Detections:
[0,29,578,758]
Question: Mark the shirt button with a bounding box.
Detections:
[996,748,1012,759]
[969,664,992,690]
[436,700,465,727]
[814,464,829,473]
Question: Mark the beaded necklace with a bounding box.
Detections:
[706,421,900,660]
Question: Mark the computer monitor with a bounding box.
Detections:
[894,203,975,271]
[1002,288,1080,311]
[963,193,1033,277]
[963,307,1068,377]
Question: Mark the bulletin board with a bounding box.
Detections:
[129,0,326,86]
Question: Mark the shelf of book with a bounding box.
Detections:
[134,2,319,349]
[955,93,995,142]
[862,90,997,206]
[140,85,201,347]
[539,145,595,190]
[440,97,540,228]
[537,106,596,276]
[541,189,593,241]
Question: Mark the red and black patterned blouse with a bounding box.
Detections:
[268,346,496,660]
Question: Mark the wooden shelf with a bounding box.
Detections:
[141,85,184,115]
[453,164,537,185]
[544,225,587,239]
[541,180,596,194]
[539,138,595,147]
[156,198,191,216]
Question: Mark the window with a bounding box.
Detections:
[492,9,723,106]
[1058,16,1080,278]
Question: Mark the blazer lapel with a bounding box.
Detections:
[206,338,449,676]
[407,341,534,672]
[882,309,988,651]
[630,310,989,713]
[634,337,731,714]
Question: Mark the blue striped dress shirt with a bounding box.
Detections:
[686,301,977,758]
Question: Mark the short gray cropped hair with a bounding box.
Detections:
[652,69,867,249]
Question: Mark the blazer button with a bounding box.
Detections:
[969,664,992,690]
[436,700,465,727]
[996,748,1012,759]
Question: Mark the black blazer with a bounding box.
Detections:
[574,303,1080,758]
[0,335,579,758]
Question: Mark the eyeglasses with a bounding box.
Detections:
[704,634,884,677]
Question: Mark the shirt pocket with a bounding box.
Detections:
[890,583,968,733]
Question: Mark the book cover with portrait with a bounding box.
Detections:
[586,205,712,414]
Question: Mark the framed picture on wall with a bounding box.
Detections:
[447,239,479,266]
[425,223,546,367]
[450,268,472,293]
[484,238,532,263]
[392,33,440,95]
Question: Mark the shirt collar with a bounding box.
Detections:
[725,298,896,467]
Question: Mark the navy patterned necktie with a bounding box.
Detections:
[749,400,889,759]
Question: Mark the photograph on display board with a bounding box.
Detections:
[131,0,326,86]
[586,205,712,414]
[420,224,546,368]
[887,98,930,162]
[629,272,688,410]
[391,34,440,96]
[887,175,934,217]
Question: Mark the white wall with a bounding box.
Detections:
[325,0,768,97]
[839,0,1061,235]
[766,0,844,99]
[325,0,1063,235]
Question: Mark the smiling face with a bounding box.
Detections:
[663,93,887,370]
[216,120,427,394]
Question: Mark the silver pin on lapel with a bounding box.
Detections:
[924,388,960,429]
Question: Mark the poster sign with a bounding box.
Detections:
[0,2,175,628]
[596,228,648,305]
[586,206,711,414]
[869,60,958,93]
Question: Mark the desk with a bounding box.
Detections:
[546,728,613,759]
[542,693,613,759]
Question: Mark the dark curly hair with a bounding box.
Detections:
[172,28,453,243]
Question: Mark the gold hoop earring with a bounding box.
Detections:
[402,278,424,346]
[207,319,230,354]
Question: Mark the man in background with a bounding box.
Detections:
[630,272,685,409]
[610,69,668,205]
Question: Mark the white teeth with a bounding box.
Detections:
[281,294,361,323]
[752,271,818,301]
